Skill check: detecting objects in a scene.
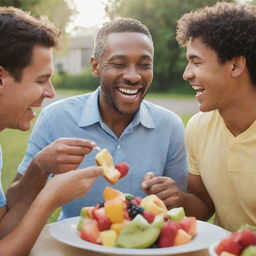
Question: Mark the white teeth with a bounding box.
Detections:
[192,86,204,91]
[119,88,139,95]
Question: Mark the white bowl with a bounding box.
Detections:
[208,241,219,256]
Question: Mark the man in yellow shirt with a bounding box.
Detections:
[174,2,256,231]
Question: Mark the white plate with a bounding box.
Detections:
[49,217,230,256]
[208,242,219,256]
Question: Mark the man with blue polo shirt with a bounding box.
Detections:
[9,18,188,219]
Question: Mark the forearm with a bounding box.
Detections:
[4,160,49,235]
[180,191,214,221]
[7,159,48,206]
[0,190,55,256]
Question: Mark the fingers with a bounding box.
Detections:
[78,166,103,179]
[142,175,175,192]
[59,138,96,148]
[53,139,96,156]
[141,172,155,190]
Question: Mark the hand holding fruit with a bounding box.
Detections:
[32,138,96,175]
[141,173,183,209]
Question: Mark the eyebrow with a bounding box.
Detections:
[187,54,201,60]
[37,73,52,79]
[109,54,153,61]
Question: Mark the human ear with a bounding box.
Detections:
[231,56,246,77]
[91,57,100,78]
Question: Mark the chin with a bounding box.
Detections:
[18,122,33,131]
[199,105,215,112]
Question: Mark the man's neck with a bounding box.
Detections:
[219,90,256,136]
[99,104,135,138]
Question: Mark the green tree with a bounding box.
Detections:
[104,0,234,92]
[0,0,75,34]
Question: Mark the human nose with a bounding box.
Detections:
[123,65,141,84]
[44,80,55,98]
[183,64,194,81]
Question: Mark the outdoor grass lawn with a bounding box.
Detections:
[0,104,192,223]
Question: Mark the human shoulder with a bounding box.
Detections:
[45,93,92,111]
[186,110,219,138]
[40,92,94,119]
[187,110,218,127]
[142,100,183,125]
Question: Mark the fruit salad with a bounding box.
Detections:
[214,225,256,256]
[77,186,197,248]
[95,148,129,185]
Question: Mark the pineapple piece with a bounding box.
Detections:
[95,148,121,184]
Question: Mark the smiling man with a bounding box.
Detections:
[0,6,102,255]
[172,2,256,231]
[10,18,188,220]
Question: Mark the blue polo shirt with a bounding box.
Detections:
[0,145,7,207]
[18,87,188,219]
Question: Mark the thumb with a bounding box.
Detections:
[78,166,103,178]
[141,171,155,189]
[143,171,155,181]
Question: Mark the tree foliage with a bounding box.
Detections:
[0,0,75,34]
[104,0,234,92]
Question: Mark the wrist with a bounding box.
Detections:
[178,190,185,207]
[30,156,49,177]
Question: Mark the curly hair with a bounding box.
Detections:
[176,2,256,85]
[0,6,60,81]
[93,18,153,59]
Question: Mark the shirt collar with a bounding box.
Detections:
[78,87,155,129]
[132,101,155,129]
[78,87,102,127]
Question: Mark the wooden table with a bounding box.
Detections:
[29,224,210,256]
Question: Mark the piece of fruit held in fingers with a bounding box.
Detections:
[95,148,129,184]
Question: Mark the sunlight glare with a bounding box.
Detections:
[67,0,108,32]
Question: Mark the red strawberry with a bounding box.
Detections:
[115,162,129,178]
[237,229,256,248]
[216,236,242,255]
[158,220,179,248]
[92,206,112,231]
[142,210,155,224]
[80,218,101,244]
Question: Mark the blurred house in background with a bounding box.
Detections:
[54,28,97,74]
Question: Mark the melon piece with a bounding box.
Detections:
[95,148,121,184]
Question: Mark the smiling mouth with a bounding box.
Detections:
[117,87,141,96]
[28,106,41,112]
[192,86,205,95]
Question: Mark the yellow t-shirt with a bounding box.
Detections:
[186,110,256,231]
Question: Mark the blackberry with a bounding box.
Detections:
[98,200,105,207]
[128,203,144,219]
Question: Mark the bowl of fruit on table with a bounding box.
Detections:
[74,186,229,253]
[209,225,256,256]
[49,186,229,255]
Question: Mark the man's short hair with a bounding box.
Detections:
[176,2,256,85]
[0,6,60,81]
[93,18,153,59]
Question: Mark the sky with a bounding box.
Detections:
[67,0,108,32]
